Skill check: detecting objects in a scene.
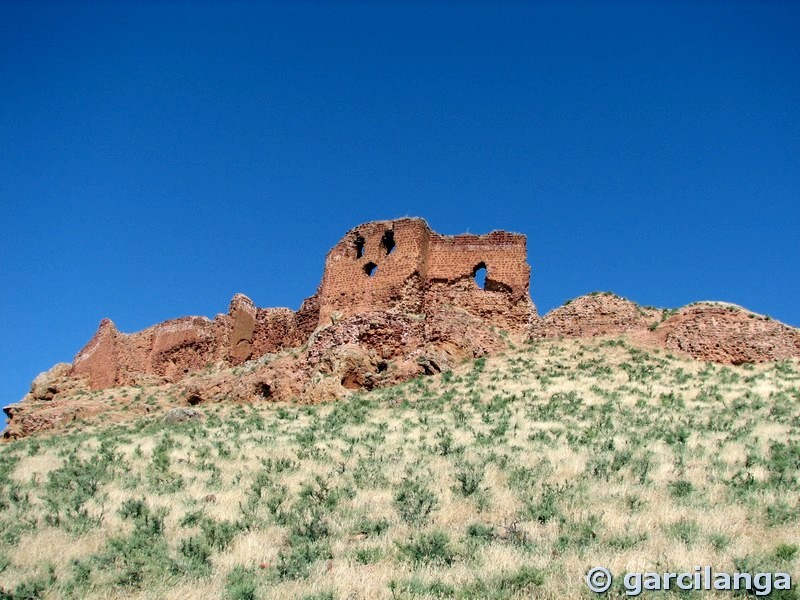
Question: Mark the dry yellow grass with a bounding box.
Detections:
[0,336,798,599]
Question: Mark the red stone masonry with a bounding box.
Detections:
[70,218,535,389]
[317,219,430,324]
[56,218,800,393]
[317,218,536,331]
[6,217,800,440]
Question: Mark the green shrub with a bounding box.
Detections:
[354,546,384,564]
[7,565,56,600]
[225,565,258,600]
[397,531,456,566]
[460,566,545,598]
[453,462,485,497]
[99,501,170,588]
[274,541,331,580]
[554,514,602,554]
[668,479,695,499]
[466,523,495,543]
[709,533,731,552]
[766,500,800,526]
[177,536,212,576]
[774,543,798,561]
[393,475,438,526]
[200,517,241,551]
[666,518,700,545]
[523,483,562,523]
[42,450,114,533]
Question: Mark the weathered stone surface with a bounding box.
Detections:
[4,217,800,440]
[28,363,76,402]
[535,294,800,365]
[317,218,536,330]
[71,318,120,389]
[532,292,661,339]
[163,407,203,424]
[228,294,257,365]
[658,303,800,365]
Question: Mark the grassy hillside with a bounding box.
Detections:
[0,338,798,599]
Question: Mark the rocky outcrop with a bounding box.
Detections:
[658,303,800,365]
[533,292,662,338]
[4,218,800,440]
[535,294,800,365]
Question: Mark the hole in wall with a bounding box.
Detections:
[473,262,487,289]
[354,235,365,258]
[187,394,203,406]
[421,359,441,376]
[255,382,273,400]
[341,372,361,389]
[381,230,396,255]
[364,262,377,277]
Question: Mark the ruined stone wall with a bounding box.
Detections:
[72,316,227,388]
[317,219,429,325]
[71,319,120,389]
[252,308,302,358]
[71,293,308,389]
[426,231,530,297]
[424,231,534,333]
[316,218,536,331]
[145,317,221,381]
[294,294,321,341]
[68,218,534,391]
[228,294,305,365]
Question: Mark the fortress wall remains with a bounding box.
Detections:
[316,219,430,325]
[316,219,535,331]
[71,218,536,389]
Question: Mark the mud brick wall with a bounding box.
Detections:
[317,218,535,332]
[317,219,430,325]
[71,218,537,390]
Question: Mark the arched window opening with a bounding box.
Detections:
[473,262,487,290]
[364,262,377,277]
[354,235,365,258]
[381,230,396,255]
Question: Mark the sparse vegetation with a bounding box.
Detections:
[0,337,798,598]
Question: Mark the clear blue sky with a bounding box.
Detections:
[2,1,799,416]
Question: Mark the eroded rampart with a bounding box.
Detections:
[4,218,800,440]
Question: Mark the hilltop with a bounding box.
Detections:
[4,218,799,440]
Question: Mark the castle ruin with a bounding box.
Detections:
[70,218,535,390]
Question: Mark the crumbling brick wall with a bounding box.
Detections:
[424,230,534,334]
[317,218,536,332]
[71,294,309,388]
[317,219,429,325]
[71,218,536,390]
